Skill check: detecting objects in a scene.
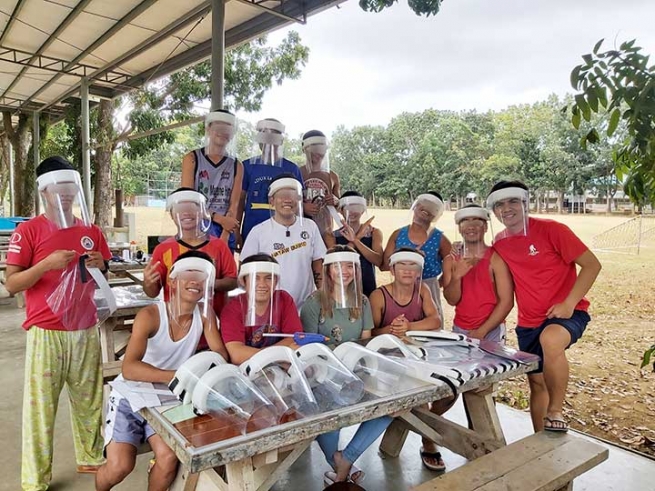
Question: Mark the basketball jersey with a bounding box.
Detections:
[193,149,237,217]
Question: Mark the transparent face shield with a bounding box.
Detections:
[251,119,286,166]
[204,111,237,159]
[486,188,530,241]
[302,135,330,173]
[268,179,303,225]
[37,170,91,229]
[338,196,368,232]
[240,346,319,423]
[169,256,216,325]
[295,343,365,411]
[389,251,425,299]
[239,262,281,348]
[410,194,444,228]
[322,251,362,310]
[191,365,279,434]
[166,191,211,242]
[454,207,491,259]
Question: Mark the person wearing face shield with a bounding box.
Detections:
[299,130,341,237]
[220,254,304,365]
[324,191,383,296]
[383,192,452,324]
[369,248,448,472]
[181,109,243,251]
[239,118,304,242]
[240,174,327,309]
[4,156,112,489]
[144,188,237,321]
[487,181,601,433]
[96,251,227,491]
[442,204,514,342]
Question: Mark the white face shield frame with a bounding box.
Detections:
[454,207,491,259]
[37,169,91,229]
[238,261,281,338]
[252,119,286,166]
[410,194,444,227]
[322,251,362,310]
[302,135,329,173]
[204,111,237,159]
[268,178,303,225]
[166,190,212,241]
[169,256,216,323]
[486,187,530,241]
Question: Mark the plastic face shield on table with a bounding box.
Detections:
[191,364,278,433]
[454,206,491,259]
[165,190,211,241]
[410,193,444,227]
[251,119,285,166]
[37,169,91,229]
[295,343,365,411]
[168,256,216,322]
[389,250,424,297]
[240,346,319,423]
[268,177,303,225]
[323,251,362,310]
[169,351,227,404]
[338,195,368,228]
[46,256,117,330]
[486,187,530,241]
[239,261,281,347]
[302,134,330,173]
[204,110,237,159]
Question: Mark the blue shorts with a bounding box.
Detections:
[516,310,590,373]
[104,395,156,454]
[209,222,237,252]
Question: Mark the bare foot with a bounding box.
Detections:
[333,451,353,482]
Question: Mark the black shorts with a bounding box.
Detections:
[516,310,590,373]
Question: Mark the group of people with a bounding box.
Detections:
[5,109,601,491]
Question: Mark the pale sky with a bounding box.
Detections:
[239,0,655,140]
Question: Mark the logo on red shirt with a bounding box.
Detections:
[528,244,539,256]
[81,236,95,250]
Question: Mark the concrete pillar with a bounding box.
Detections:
[80,78,92,211]
[211,0,225,110]
[33,111,40,215]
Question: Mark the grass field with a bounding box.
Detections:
[126,206,655,455]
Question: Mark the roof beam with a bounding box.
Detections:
[18,0,160,110]
[232,0,306,25]
[1,0,94,99]
[0,0,27,46]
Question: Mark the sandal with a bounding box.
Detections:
[349,464,365,484]
[544,416,569,433]
[420,447,446,472]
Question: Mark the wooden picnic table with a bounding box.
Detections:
[141,344,538,491]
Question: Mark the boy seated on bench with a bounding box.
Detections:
[96,252,228,491]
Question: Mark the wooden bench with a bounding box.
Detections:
[412,431,608,491]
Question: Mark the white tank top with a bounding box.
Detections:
[140,301,204,371]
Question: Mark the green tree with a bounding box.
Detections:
[359,0,444,16]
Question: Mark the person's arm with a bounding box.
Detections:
[360,298,374,340]
[202,313,229,361]
[355,226,383,268]
[225,342,261,366]
[5,250,76,295]
[370,289,394,336]
[323,232,336,249]
[142,258,164,298]
[407,284,441,331]
[442,255,475,306]
[312,259,323,289]
[473,253,514,338]
[215,277,237,292]
[181,152,196,188]
[122,305,175,384]
[438,234,453,259]
[547,249,602,319]
[381,229,400,271]
[220,161,244,243]
[300,296,320,334]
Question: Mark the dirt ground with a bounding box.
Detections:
[125,206,655,456]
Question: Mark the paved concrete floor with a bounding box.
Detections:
[0,301,653,490]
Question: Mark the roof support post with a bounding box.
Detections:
[8,142,14,216]
[211,0,226,110]
[33,111,40,215]
[80,78,92,212]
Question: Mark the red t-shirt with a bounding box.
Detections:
[220,290,302,348]
[6,215,111,331]
[150,237,237,316]
[492,217,589,327]
[453,248,499,329]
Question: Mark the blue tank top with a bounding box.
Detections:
[335,230,377,297]
[394,225,443,279]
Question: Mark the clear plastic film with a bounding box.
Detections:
[169,255,216,324]
[486,186,530,241]
[268,177,303,226]
[410,193,444,227]
[323,251,362,310]
[46,254,117,330]
[294,343,365,411]
[240,346,319,423]
[389,249,424,311]
[454,205,491,259]
[37,169,91,230]
[191,364,278,434]
[251,119,286,166]
[302,133,330,173]
[165,190,211,242]
[238,261,281,348]
[169,351,227,404]
[203,110,237,160]
[338,195,368,230]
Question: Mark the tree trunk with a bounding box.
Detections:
[557,191,564,214]
[0,133,10,213]
[3,112,33,216]
[535,191,543,214]
[93,100,115,228]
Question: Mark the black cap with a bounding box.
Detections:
[36,156,74,178]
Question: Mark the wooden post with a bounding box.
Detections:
[379,418,411,458]
[114,189,124,227]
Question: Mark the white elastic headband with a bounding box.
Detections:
[415,193,444,208]
[486,187,529,209]
[389,251,425,269]
[256,119,285,133]
[170,257,215,280]
[238,261,281,279]
[339,196,367,209]
[302,135,328,149]
[37,169,80,191]
[324,251,361,266]
[206,111,235,127]
[268,178,302,197]
[166,190,207,211]
[454,207,490,224]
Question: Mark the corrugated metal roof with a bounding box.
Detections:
[0,0,342,118]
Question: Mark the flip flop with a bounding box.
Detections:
[544,416,569,433]
[324,471,340,487]
[350,465,365,484]
[420,447,446,472]
[76,464,102,474]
